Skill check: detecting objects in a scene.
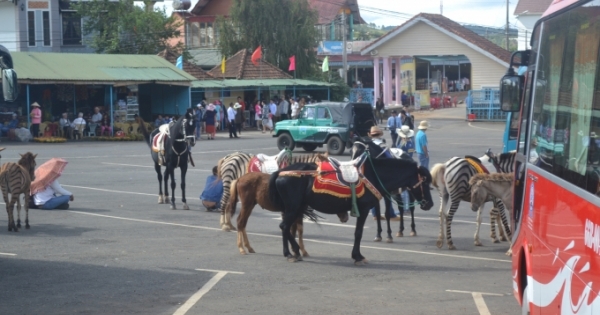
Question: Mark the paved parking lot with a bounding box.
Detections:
[0,117,519,314]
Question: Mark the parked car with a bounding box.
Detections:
[273,102,376,155]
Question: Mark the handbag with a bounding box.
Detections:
[379,109,384,114]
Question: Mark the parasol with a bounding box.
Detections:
[30,158,68,194]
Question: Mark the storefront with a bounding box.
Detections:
[10,52,195,136]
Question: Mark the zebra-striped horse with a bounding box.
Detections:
[430,150,515,250]
[1,152,37,232]
[217,151,327,231]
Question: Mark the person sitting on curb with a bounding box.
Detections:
[200,166,223,211]
[367,125,399,221]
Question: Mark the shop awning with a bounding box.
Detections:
[12,52,196,86]
[191,79,335,89]
[415,55,471,66]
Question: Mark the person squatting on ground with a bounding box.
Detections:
[200,166,223,211]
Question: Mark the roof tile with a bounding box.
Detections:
[207,49,292,80]
[362,13,511,64]
[157,49,215,80]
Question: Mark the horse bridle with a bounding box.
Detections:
[484,149,501,173]
[404,174,426,206]
[175,118,196,144]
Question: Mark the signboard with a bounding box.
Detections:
[318,41,344,55]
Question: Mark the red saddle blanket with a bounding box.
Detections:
[312,161,381,200]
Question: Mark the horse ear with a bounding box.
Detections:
[33,154,37,159]
[19,153,23,157]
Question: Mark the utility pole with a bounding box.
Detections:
[440,0,443,15]
[341,12,348,85]
[506,0,509,50]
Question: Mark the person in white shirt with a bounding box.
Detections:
[227,103,238,138]
[290,97,299,119]
[280,97,289,120]
[33,180,74,210]
[91,107,102,123]
[72,112,86,139]
[59,112,72,139]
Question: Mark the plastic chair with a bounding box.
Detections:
[44,123,59,137]
[87,123,98,137]
[73,124,85,140]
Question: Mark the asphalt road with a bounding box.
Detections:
[0,118,520,315]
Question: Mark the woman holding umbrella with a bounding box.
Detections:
[30,158,74,210]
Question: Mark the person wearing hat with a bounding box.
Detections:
[233,102,243,136]
[387,110,401,148]
[367,125,400,221]
[398,125,416,213]
[195,103,203,139]
[415,120,430,170]
[204,103,217,140]
[30,102,42,138]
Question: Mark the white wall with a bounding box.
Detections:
[516,14,541,50]
[0,2,18,51]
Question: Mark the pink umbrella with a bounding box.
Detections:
[30,158,68,194]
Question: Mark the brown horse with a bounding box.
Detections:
[227,162,349,256]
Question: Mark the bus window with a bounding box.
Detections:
[530,5,600,196]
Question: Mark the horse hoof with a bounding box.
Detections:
[374,237,382,242]
[222,226,231,232]
[158,196,164,204]
[227,224,237,232]
[17,223,21,228]
[410,231,416,237]
[474,240,483,246]
[354,259,368,266]
[436,240,443,248]
[492,239,500,244]
[287,255,298,263]
[170,205,176,210]
[448,244,456,250]
[500,237,508,242]
[295,254,303,262]
[183,203,190,210]
[506,249,513,256]
[26,225,30,229]
[302,251,310,257]
[396,232,403,237]
[248,248,255,254]
[239,250,247,255]
[386,238,393,243]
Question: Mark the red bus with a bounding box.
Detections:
[500,0,600,314]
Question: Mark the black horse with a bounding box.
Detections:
[351,138,421,243]
[269,154,434,264]
[138,110,196,209]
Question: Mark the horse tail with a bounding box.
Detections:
[226,179,239,222]
[136,116,151,147]
[268,170,285,211]
[430,163,445,189]
[302,206,322,223]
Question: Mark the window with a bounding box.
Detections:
[28,11,35,46]
[188,22,217,48]
[530,4,600,196]
[302,107,315,119]
[316,107,330,119]
[43,11,50,46]
[62,12,82,46]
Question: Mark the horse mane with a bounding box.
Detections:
[17,152,37,180]
[469,173,513,185]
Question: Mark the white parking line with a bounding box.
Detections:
[468,123,504,131]
[446,290,505,315]
[68,211,511,263]
[172,269,244,315]
[63,185,157,197]
[413,216,491,226]
[0,252,16,256]
[101,162,210,171]
[270,217,363,228]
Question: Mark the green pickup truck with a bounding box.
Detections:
[273,102,376,155]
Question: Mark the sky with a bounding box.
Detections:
[152,0,520,30]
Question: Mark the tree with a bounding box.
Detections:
[71,0,183,54]
[216,0,318,78]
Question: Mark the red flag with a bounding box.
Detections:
[288,55,296,71]
[251,46,262,66]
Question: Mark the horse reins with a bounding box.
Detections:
[171,118,194,167]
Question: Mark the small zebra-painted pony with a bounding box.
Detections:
[469,173,514,256]
[430,150,515,250]
[217,150,327,231]
[1,152,37,232]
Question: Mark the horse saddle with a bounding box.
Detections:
[327,153,368,186]
[389,148,406,159]
[247,149,291,174]
[152,124,173,165]
[465,155,489,174]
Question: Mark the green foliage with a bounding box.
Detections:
[354,24,389,41]
[71,0,183,54]
[216,0,318,78]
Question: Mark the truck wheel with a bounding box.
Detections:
[302,144,317,152]
[277,133,295,151]
[327,136,345,155]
